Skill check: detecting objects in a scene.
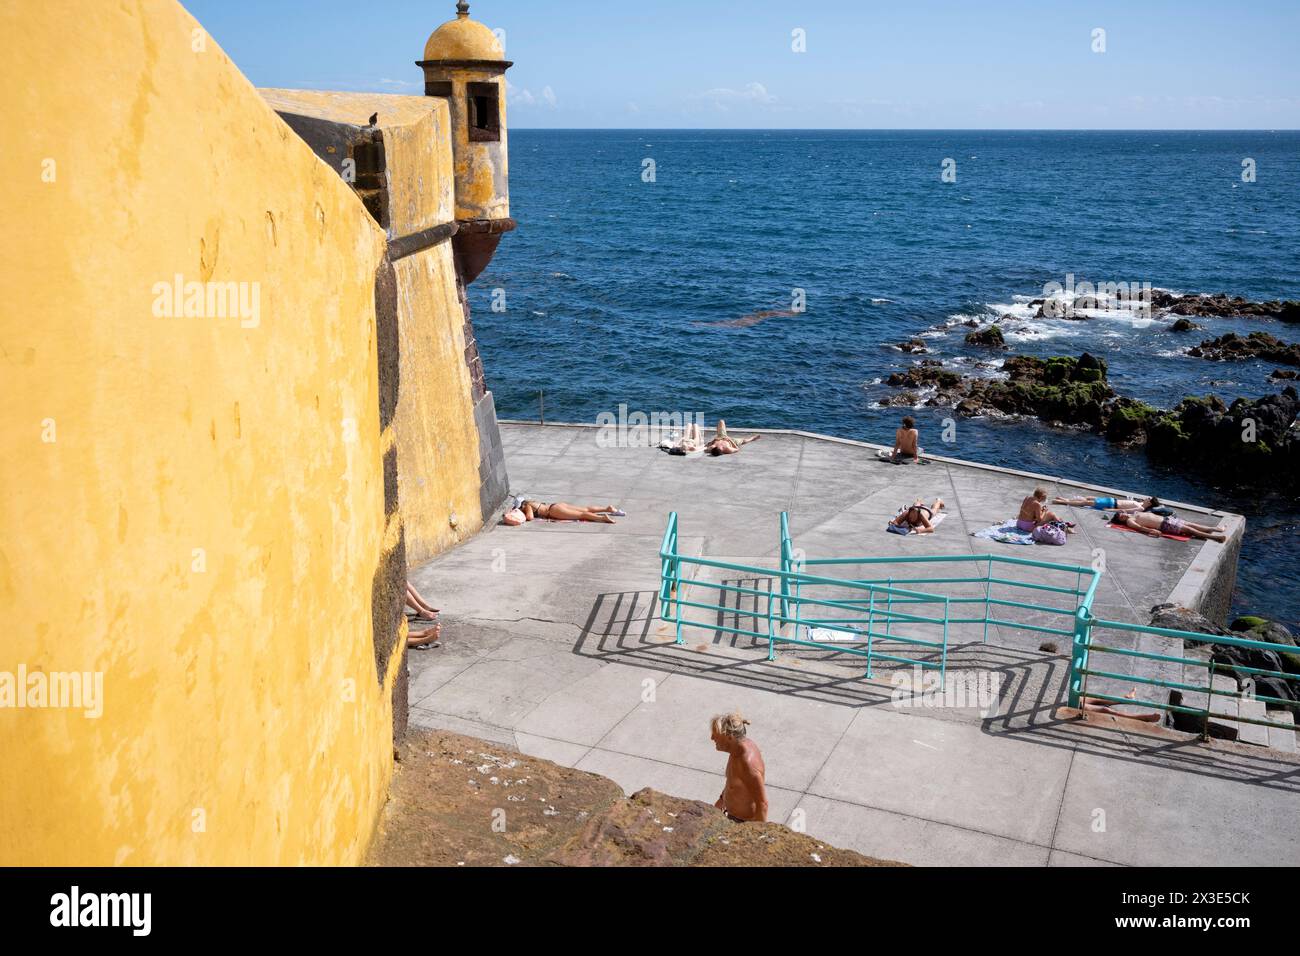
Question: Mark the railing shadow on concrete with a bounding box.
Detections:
[577,582,1300,790]
[571,584,1300,793]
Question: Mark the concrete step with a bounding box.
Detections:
[1169,647,1212,733]
[1236,697,1270,747]
[1207,674,1241,740]
[1266,709,1298,754]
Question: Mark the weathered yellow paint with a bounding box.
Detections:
[259,89,457,235]
[0,0,398,864]
[443,69,511,221]
[422,10,505,62]
[251,89,487,565]
[393,245,486,563]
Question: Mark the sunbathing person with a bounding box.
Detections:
[1111,510,1226,542]
[704,419,761,456]
[521,500,625,524]
[1017,487,1076,533]
[666,422,704,455]
[889,416,923,463]
[1079,689,1162,723]
[890,497,946,534]
[1054,494,1158,512]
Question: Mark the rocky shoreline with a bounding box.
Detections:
[1188,331,1300,367]
[882,353,1300,489]
[1022,290,1300,323]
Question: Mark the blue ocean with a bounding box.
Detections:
[470,130,1300,625]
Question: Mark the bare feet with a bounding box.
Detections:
[408,622,441,649]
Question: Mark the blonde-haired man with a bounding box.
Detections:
[711,712,768,822]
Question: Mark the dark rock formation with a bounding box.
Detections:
[1151,291,1300,324]
[1271,369,1299,381]
[886,353,1114,427]
[1188,331,1300,367]
[895,338,928,354]
[1024,290,1298,323]
[1142,390,1300,487]
[964,324,1007,349]
[1169,317,1203,332]
[881,354,1300,489]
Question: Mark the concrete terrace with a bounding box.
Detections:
[407,422,1300,867]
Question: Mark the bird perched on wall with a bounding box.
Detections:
[368,112,378,126]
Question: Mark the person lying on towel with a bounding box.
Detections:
[889,497,945,534]
[1110,510,1226,543]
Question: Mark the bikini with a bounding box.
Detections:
[897,505,932,527]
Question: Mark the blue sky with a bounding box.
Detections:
[184,0,1300,129]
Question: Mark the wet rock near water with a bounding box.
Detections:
[1021,290,1299,324]
[1151,291,1300,324]
[1188,331,1300,367]
[964,324,1007,349]
[895,338,929,354]
[882,354,1300,489]
[886,353,1113,427]
[1169,317,1203,332]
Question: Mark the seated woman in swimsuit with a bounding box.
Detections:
[1017,487,1076,533]
[521,500,624,524]
[890,497,945,534]
[1111,510,1226,542]
[1054,494,1158,512]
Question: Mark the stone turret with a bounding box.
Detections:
[418,2,515,282]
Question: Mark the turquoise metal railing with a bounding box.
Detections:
[1070,615,1300,736]
[658,512,1103,687]
[662,511,1298,740]
[780,513,1099,648]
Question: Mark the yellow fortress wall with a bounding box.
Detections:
[260,90,493,563]
[0,0,403,864]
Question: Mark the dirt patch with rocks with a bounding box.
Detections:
[366,728,903,867]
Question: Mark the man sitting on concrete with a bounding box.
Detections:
[711,712,769,822]
[887,416,923,463]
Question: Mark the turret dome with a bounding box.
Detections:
[423,3,504,62]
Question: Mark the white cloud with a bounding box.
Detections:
[506,79,558,109]
[690,82,777,111]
